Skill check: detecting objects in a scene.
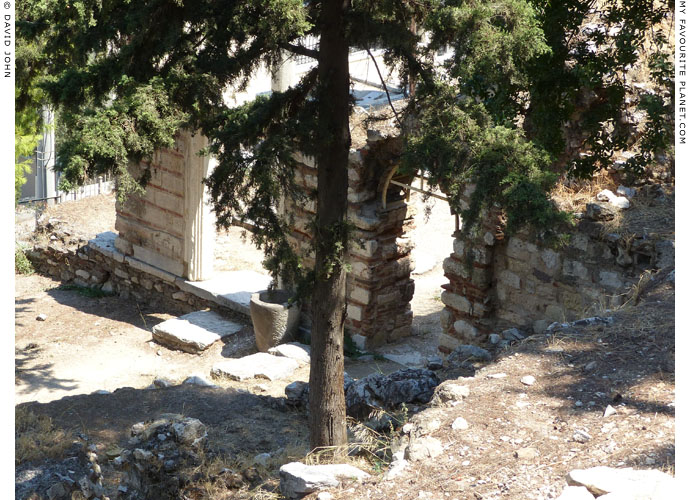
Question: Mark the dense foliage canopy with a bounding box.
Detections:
[16,0,674,448]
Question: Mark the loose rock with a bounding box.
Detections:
[279,462,369,499]
[405,436,443,462]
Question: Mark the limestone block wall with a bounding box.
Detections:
[115,131,215,281]
[287,138,415,347]
[439,188,662,351]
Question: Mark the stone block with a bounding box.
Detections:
[152,188,184,214]
[470,301,488,317]
[213,353,299,381]
[506,237,537,261]
[562,259,590,280]
[75,269,90,280]
[350,261,372,280]
[545,304,565,322]
[468,246,491,265]
[152,310,243,354]
[349,286,371,305]
[532,319,550,334]
[599,271,624,290]
[114,268,129,280]
[347,304,363,322]
[438,333,462,352]
[347,188,375,204]
[499,269,521,289]
[114,236,134,256]
[131,244,185,277]
[540,249,561,271]
[507,258,531,274]
[570,233,589,252]
[350,240,378,259]
[471,266,492,288]
[453,239,465,256]
[441,291,471,314]
[377,290,401,306]
[440,308,453,329]
[443,257,469,279]
[454,319,479,339]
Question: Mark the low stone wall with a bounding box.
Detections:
[26,230,241,319]
[438,188,671,351]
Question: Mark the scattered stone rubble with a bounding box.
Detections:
[115,414,208,500]
[284,368,440,420]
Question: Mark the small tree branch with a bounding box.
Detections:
[365,48,402,127]
[281,42,319,61]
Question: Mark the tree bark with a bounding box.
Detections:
[309,0,351,451]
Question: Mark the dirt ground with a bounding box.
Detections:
[14,186,675,500]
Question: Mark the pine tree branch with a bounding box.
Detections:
[280,42,319,61]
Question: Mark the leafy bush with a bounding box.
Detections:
[15,246,34,275]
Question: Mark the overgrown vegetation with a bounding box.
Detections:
[15,245,34,275]
[15,407,73,465]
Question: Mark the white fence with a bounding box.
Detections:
[57,175,115,203]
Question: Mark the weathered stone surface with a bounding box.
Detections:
[586,202,616,221]
[285,381,310,406]
[441,291,471,313]
[446,344,492,364]
[405,436,443,462]
[451,417,469,431]
[430,381,470,407]
[152,310,243,354]
[345,368,440,418]
[566,467,675,498]
[183,375,218,388]
[117,415,208,499]
[556,486,596,500]
[212,353,299,381]
[268,342,311,363]
[251,290,301,351]
[279,462,369,499]
[453,320,479,339]
[599,271,624,290]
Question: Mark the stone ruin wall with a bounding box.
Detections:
[114,131,214,282]
[437,187,667,352]
[28,122,669,354]
[286,138,416,347]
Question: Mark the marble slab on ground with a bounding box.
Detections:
[177,270,272,316]
[374,332,442,369]
[268,343,311,363]
[212,353,299,381]
[152,310,243,354]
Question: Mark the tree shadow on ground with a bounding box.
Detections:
[18,384,309,456]
[15,346,79,396]
[15,297,38,329]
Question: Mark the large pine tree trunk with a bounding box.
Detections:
[309,0,351,451]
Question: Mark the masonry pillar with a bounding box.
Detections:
[271,51,296,92]
[438,185,501,351]
[183,132,216,281]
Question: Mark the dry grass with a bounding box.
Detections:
[551,170,619,214]
[15,407,74,465]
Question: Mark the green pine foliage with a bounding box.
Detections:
[16,0,673,280]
